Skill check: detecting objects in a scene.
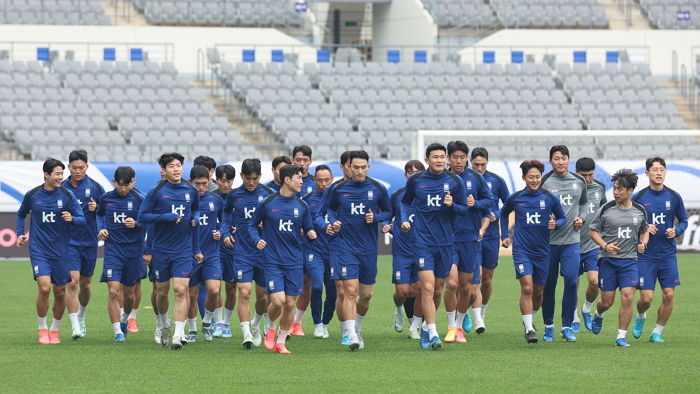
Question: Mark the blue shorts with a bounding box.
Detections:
[233,254,266,285]
[148,264,157,282]
[638,256,680,290]
[151,252,194,282]
[392,253,418,284]
[67,245,97,277]
[221,255,236,283]
[598,257,639,291]
[30,254,71,286]
[189,256,222,287]
[414,243,454,279]
[579,249,600,275]
[101,254,143,286]
[138,256,147,280]
[513,253,548,286]
[481,238,500,270]
[455,241,482,284]
[265,263,304,296]
[304,252,326,278]
[330,252,377,285]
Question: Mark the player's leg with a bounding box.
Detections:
[443,264,459,339]
[616,285,636,346]
[541,245,561,341]
[126,281,141,333]
[470,245,485,334]
[579,250,599,331]
[250,284,269,344]
[36,275,52,344]
[634,256,656,339]
[391,253,410,333]
[274,267,303,354]
[342,278,360,350]
[649,257,679,342]
[330,252,345,340]
[186,284,199,343]
[171,275,191,349]
[107,280,125,341]
[518,274,536,342]
[592,258,617,336]
[50,283,68,344]
[408,281,422,339]
[202,278,220,343]
[418,269,440,349]
[454,271,472,343]
[559,244,579,341]
[307,258,325,338]
[218,255,236,338]
[480,238,500,320]
[355,255,377,348]
[236,281,254,347]
[291,274,311,336]
[321,258,336,338]
[266,290,285,351]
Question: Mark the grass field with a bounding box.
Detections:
[1,255,698,393]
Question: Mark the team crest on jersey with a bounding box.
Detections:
[487,181,492,189]
[307,186,312,194]
[572,183,578,190]
[368,190,374,200]
[666,201,671,210]
[209,201,215,211]
[57,199,63,209]
[258,195,264,202]
[466,181,472,190]
[85,188,91,197]
[308,254,314,262]
[539,200,545,209]
[595,192,600,200]
[443,183,450,193]
[185,193,190,202]
[294,208,299,217]
[633,217,638,225]
[127,201,133,211]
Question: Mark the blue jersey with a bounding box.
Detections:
[138,180,201,256]
[266,181,281,193]
[482,170,510,240]
[401,170,468,247]
[62,176,105,247]
[248,193,314,267]
[221,184,273,257]
[633,186,688,259]
[500,188,566,258]
[16,185,86,259]
[455,169,495,242]
[197,191,224,259]
[97,189,145,258]
[386,187,415,256]
[213,191,233,258]
[301,175,317,196]
[303,190,331,257]
[326,178,392,256]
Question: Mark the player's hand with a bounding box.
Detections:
[478,229,485,241]
[573,217,583,229]
[175,216,182,224]
[61,211,73,222]
[401,222,411,232]
[307,230,317,240]
[332,221,342,232]
[124,217,136,228]
[365,209,374,224]
[194,253,204,264]
[605,242,620,255]
[647,224,658,235]
[16,235,27,247]
[489,212,497,222]
[443,191,453,207]
[143,254,152,265]
[224,236,234,248]
[666,228,676,238]
[381,224,392,233]
[257,239,267,250]
[467,194,475,207]
[231,226,237,234]
[87,197,97,212]
[501,238,511,248]
[637,242,646,253]
[325,224,335,235]
[548,214,556,230]
[191,219,196,227]
[98,229,109,241]
[69,270,79,285]
[212,230,221,240]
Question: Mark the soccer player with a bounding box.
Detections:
[325,150,391,351]
[212,164,236,337]
[16,158,85,344]
[186,165,223,343]
[446,141,494,342]
[500,160,565,344]
[139,152,202,350]
[267,156,292,192]
[221,159,274,349]
[249,164,318,354]
[632,157,687,343]
[96,166,145,342]
[294,165,336,339]
[589,169,649,347]
[382,159,425,340]
[470,147,509,327]
[292,144,317,196]
[541,145,587,342]
[574,158,607,331]
[62,149,105,340]
[194,155,219,193]
[401,143,468,350]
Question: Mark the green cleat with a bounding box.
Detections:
[649,333,665,343]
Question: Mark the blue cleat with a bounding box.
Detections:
[339,335,350,346]
[213,323,224,338]
[632,316,645,339]
[462,312,472,333]
[420,329,430,349]
[115,333,125,343]
[560,327,577,342]
[571,322,580,333]
[649,333,665,343]
[429,336,442,350]
[615,338,630,347]
[582,310,593,331]
[591,315,603,334]
[202,323,213,342]
[187,331,197,343]
[120,322,128,338]
[221,324,232,338]
[543,326,554,342]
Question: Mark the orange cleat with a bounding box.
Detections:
[127,318,139,333]
[444,327,457,343]
[264,328,277,351]
[49,331,60,344]
[455,328,467,343]
[38,329,50,345]
[273,343,292,354]
[290,322,305,336]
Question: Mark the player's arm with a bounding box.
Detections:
[138,189,178,223]
[302,203,316,240]
[325,188,339,225]
[67,194,86,225]
[447,181,468,216]
[399,179,415,225]
[15,193,31,244]
[190,190,201,225]
[473,175,495,211]
[247,200,265,246]
[373,188,393,223]
[552,198,567,229]
[671,194,688,238]
[499,198,513,241]
[191,192,202,255]
[491,180,509,221]
[220,194,236,239]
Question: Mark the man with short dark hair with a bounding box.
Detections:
[194,155,218,193]
[267,156,292,192]
[211,164,236,337]
[292,145,317,196]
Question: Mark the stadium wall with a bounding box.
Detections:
[372,0,437,60]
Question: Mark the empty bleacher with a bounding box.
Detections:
[639,0,700,30]
[0,0,111,25]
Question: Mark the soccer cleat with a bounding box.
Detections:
[582,309,593,331]
[615,338,630,347]
[120,322,129,338]
[348,335,360,351]
[322,325,330,339]
[525,330,538,344]
[273,343,292,354]
[49,331,60,344]
[591,315,603,335]
[160,326,170,347]
[290,322,305,336]
[420,329,430,349]
[560,328,577,342]
[127,318,138,333]
[455,328,467,343]
[475,321,486,335]
[429,336,442,350]
[38,329,50,345]
[543,326,554,342]
[202,323,213,342]
[462,312,473,333]
[78,317,87,337]
[394,310,404,333]
[186,331,197,343]
[339,335,350,346]
[571,322,581,333]
[649,333,665,343]
[221,324,232,338]
[171,335,183,350]
[251,325,262,347]
[408,328,420,340]
[357,332,365,350]
[115,333,126,343]
[632,316,646,339]
[242,332,254,349]
[444,327,457,343]
[71,326,82,340]
[314,324,324,339]
[213,323,224,338]
[154,328,162,344]
[264,328,277,351]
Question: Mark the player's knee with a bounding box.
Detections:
[37,283,51,296]
[521,284,533,296]
[662,289,674,303]
[108,287,120,299]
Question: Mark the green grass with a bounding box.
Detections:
[1,255,698,393]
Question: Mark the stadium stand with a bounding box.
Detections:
[422,0,500,29]
[639,0,700,30]
[0,0,111,25]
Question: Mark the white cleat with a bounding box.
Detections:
[394,310,404,332]
[154,328,162,344]
[348,334,360,351]
[314,323,324,339]
[357,332,365,350]
[242,332,253,350]
[171,335,183,350]
[322,325,330,339]
[251,325,262,347]
[71,326,82,340]
[408,328,420,340]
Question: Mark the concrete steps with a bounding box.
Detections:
[101,1,149,26]
[598,0,652,30]
[661,81,700,129]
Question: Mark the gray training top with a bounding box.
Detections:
[589,200,648,260]
[541,171,588,245]
[580,180,607,254]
